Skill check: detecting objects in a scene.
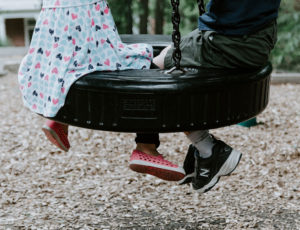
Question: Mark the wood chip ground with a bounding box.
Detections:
[0,72,299,229]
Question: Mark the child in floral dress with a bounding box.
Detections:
[18,0,185,181]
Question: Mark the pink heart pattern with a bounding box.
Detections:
[52,67,58,74]
[17,0,153,118]
[104,59,110,66]
[45,50,51,57]
[71,13,78,20]
[35,63,41,69]
[29,48,35,54]
[52,98,59,105]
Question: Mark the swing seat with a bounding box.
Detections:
[50,35,272,133]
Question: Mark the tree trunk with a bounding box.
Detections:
[126,0,133,34]
[155,0,165,34]
[295,0,300,11]
[139,0,149,34]
[108,0,133,34]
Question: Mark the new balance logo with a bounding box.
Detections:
[199,168,210,177]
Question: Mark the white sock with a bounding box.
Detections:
[187,130,214,158]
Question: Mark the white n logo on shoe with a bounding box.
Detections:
[199,168,210,177]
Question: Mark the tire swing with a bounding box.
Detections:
[50,0,272,133]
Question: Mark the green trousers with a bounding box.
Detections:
[165,21,277,69]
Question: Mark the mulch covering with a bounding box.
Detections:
[0,72,299,229]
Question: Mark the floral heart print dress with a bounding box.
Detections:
[18,0,153,117]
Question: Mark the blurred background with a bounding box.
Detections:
[0,0,299,71]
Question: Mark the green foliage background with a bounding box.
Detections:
[271,0,300,71]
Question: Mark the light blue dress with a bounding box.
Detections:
[18,0,153,117]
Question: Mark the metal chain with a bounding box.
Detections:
[197,0,205,16]
[170,0,182,70]
[169,0,205,72]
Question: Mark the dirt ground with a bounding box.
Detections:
[0,71,299,230]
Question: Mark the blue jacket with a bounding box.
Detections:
[198,0,281,35]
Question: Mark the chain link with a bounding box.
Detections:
[170,0,205,71]
[170,0,182,70]
[197,0,205,16]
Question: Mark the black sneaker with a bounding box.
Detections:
[192,137,242,193]
[178,144,196,185]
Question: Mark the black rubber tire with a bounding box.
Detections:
[52,62,272,132]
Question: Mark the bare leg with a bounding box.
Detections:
[134,133,160,156]
[135,143,160,156]
[153,45,172,69]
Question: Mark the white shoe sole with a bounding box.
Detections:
[129,160,185,174]
[178,172,195,185]
[129,160,185,181]
[193,149,242,193]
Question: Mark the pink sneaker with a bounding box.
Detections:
[129,150,185,181]
[42,120,70,152]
